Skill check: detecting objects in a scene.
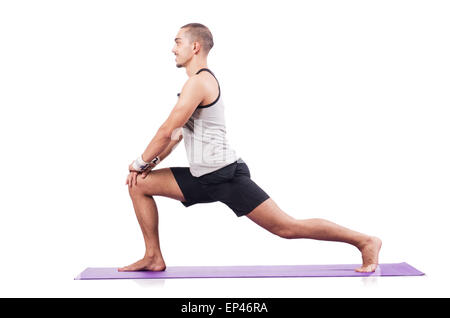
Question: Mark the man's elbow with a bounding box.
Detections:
[158,125,183,140]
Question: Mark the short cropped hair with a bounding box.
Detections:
[180,23,214,55]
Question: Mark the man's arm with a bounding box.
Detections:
[140,77,204,164]
[156,128,183,163]
[140,131,182,174]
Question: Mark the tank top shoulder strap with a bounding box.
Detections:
[196,68,220,88]
[196,68,216,78]
[195,68,221,108]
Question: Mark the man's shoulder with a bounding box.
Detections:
[182,75,207,91]
[175,76,207,110]
[178,75,207,99]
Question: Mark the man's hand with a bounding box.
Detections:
[141,163,155,178]
[126,171,139,188]
[126,162,155,188]
[128,161,140,173]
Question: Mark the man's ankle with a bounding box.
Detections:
[144,251,160,259]
[356,235,372,251]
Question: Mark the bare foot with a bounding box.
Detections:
[118,255,166,272]
[355,236,382,273]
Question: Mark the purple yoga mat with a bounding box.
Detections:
[75,262,424,280]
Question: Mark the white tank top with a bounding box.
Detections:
[178,68,239,177]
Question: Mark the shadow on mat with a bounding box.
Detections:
[132,279,166,288]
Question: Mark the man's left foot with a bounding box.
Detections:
[118,255,166,272]
[355,236,382,273]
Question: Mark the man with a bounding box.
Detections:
[120,23,382,273]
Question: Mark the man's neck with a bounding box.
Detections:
[186,61,208,78]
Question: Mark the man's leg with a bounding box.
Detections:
[245,198,382,272]
[119,168,186,272]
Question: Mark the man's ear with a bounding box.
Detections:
[193,41,201,54]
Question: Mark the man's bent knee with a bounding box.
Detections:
[259,222,296,239]
[128,183,143,198]
[274,221,301,239]
[276,227,296,239]
[127,168,186,202]
[128,173,153,197]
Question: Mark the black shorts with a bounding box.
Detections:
[169,159,270,217]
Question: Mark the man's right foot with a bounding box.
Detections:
[118,255,166,272]
[355,236,382,273]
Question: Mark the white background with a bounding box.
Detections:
[0,0,449,297]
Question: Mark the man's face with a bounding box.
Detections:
[172,29,193,68]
